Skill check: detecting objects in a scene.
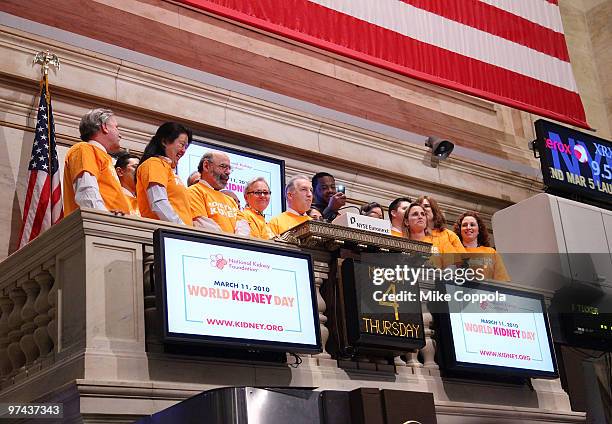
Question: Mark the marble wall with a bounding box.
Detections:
[0,0,609,259]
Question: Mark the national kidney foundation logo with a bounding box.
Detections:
[210,254,228,270]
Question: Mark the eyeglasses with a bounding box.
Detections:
[246,191,271,196]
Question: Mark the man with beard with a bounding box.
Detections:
[188,151,249,235]
[311,172,346,222]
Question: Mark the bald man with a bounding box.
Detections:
[187,151,249,235]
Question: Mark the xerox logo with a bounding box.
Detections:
[545,138,588,163]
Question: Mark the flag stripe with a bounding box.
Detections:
[19,171,49,244]
[51,173,63,223]
[177,0,589,128]
[179,0,587,127]
[308,0,576,92]
[399,0,569,61]
[29,176,51,242]
[17,171,39,247]
[478,0,563,32]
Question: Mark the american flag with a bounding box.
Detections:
[178,0,588,129]
[17,76,63,249]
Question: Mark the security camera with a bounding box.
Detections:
[425,137,454,160]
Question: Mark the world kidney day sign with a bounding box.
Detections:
[163,237,317,345]
[446,285,555,372]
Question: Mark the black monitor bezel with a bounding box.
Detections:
[153,229,321,354]
[534,119,612,208]
[435,280,559,379]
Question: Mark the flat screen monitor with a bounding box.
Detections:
[176,138,286,219]
[154,229,321,353]
[436,281,558,379]
[534,119,612,207]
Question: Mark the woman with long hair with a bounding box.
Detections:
[454,211,510,281]
[401,203,429,242]
[416,195,466,253]
[136,122,192,225]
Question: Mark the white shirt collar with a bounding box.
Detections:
[287,207,307,217]
[88,140,107,153]
[122,186,136,198]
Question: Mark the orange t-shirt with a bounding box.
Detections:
[464,246,510,282]
[136,157,192,226]
[122,188,139,216]
[430,228,467,253]
[269,211,311,235]
[391,228,403,237]
[188,181,243,233]
[63,142,130,215]
[242,207,275,239]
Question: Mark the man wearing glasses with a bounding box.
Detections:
[188,151,250,235]
[242,177,275,239]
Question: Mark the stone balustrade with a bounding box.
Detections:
[0,256,58,381]
[0,210,584,423]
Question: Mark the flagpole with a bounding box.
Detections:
[33,51,60,193]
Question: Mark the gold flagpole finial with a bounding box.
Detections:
[33,50,60,76]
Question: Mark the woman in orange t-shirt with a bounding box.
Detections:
[136,122,193,226]
[401,202,429,243]
[401,202,458,255]
[241,177,275,239]
[417,195,466,253]
[453,211,510,281]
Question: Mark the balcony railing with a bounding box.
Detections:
[0,210,584,423]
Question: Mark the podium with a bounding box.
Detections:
[135,386,437,424]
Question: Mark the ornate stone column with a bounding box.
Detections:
[47,265,58,352]
[143,247,161,352]
[33,268,53,358]
[7,286,26,372]
[421,302,438,374]
[19,276,41,365]
[312,260,331,359]
[0,291,14,376]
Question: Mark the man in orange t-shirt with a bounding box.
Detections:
[115,152,140,215]
[63,108,130,215]
[188,151,250,235]
[388,197,411,237]
[269,175,313,235]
